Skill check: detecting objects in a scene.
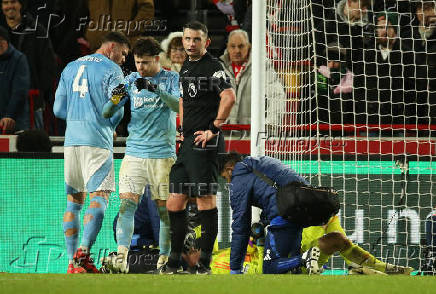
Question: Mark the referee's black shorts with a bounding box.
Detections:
[169,133,224,197]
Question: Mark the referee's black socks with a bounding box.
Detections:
[198,207,218,268]
[167,210,187,268]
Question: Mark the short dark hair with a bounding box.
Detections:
[217,151,244,174]
[101,32,130,49]
[16,130,52,152]
[183,21,208,37]
[133,37,163,57]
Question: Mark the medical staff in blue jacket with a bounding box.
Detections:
[219,152,320,274]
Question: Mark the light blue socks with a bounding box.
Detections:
[116,199,138,247]
[63,201,83,262]
[158,206,171,256]
[81,196,108,249]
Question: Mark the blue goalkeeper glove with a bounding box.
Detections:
[110,84,128,105]
[135,77,158,92]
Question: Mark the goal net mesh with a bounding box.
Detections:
[263,0,436,272]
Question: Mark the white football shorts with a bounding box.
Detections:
[119,155,175,200]
[64,146,115,194]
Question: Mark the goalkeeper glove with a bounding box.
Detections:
[110,84,128,105]
[135,77,158,92]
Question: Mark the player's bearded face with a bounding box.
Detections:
[182,28,210,60]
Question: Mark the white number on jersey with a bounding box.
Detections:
[73,65,89,98]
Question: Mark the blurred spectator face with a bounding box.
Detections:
[1,0,21,21]
[0,37,8,55]
[417,4,436,27]
[134,55,160,77]
[227,32,250,65]
[346,0,368,22]
[182,28,210,60]
[376,17,397,47]
[170,46,186,65]
[108,43,129,66]
[327,61,340,69]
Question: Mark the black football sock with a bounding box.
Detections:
[167,210,187,268]
[198,208,218,268]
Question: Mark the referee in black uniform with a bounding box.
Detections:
[164,21,235,274]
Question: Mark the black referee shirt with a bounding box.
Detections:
[180,52,232,137]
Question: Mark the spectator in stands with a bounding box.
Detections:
[315,42,353,124]
[326,0,373,78]
[403,0,436,126]
[85,0,154,51]
[211,0,240,32]
[53,0,89,65]
[353,11,415,126]
[220,29,286,125]
[233,0,251,40]
[0,25,30,134]
[1,0,56,130]
[334,0,371,28]
[23,0,88,65]
[159,32,186,72]
[414,0,436,47]
[16,129,51,152]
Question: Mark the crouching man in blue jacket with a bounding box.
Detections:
[219,152,321,274]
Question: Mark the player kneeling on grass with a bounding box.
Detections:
[101,37,180,273]
[219,152,339,274]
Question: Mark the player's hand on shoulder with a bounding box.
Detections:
[135,78,157,92]
[110,84,128,105]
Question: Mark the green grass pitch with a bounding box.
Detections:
[1,274,435,294]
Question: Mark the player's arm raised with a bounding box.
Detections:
[135,77,180,113]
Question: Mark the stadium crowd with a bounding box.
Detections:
[311,0,436,129]
[1,0,435,135]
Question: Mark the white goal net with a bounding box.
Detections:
[261,0,436,272]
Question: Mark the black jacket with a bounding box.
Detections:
[5,13,57,109]
[353,39,416,124]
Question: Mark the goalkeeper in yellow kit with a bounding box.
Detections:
[210,215,413,275]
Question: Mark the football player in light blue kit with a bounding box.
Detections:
[102,37,180,273]
[53,32,130,274]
